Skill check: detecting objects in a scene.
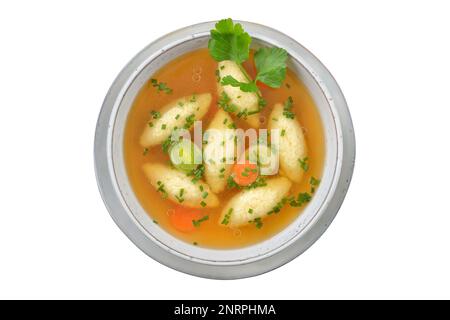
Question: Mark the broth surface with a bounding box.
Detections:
[124,48,325,248]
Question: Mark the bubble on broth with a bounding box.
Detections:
[192,66,203,82]
[192,74,202,82]
[192,66,203,74]
[259,115,266,124]
[232,228,242,237]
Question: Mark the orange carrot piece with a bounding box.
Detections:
[169,206,203,233]
[231,161,259,186]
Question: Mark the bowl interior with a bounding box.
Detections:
[110,33,338,264]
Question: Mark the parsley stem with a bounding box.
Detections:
[236,63,265,110]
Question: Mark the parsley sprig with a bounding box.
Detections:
[209,19,288,92]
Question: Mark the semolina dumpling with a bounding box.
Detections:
[142,163,219,208]
[140,93,212,148]
[219,177,292,227]
[203,110,237,193]
[217,61,260,128]
[268,103,307,183]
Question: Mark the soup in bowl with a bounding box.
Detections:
[95,19,355,279]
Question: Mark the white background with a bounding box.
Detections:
[1,0,449,300]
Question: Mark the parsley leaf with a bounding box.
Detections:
[221,75,258,93]
[254,47,288,88]
[208,19,251,64]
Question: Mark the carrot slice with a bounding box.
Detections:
[231,161,259,186]
[169,206,203,233]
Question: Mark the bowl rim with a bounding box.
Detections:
[94,20,355,279]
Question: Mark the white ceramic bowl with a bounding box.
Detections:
[94,21,355,279]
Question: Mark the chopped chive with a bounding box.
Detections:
[221,208,233,225]
[150,110,161,119]
[192,215,209,227]
[150,78,172,94]
[298,157,309,172]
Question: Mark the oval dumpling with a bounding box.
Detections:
[203,110,237,193]
[140,93,212,148]
[217,61,260,128]
[142,163,219,208]
[219,177,292,227]
[268,103,307,183]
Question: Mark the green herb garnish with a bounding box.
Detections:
[208,19,287,92]
[221,208,233,225]
[218,92,238,113]
[310,176,321,193]
[267,197,289,215]
[150,110,161,119]
[187,164,205,183]
[192,215,209,227]
[251,217,263,229]
[283,96,295,119]
[184,114,196,129]
[245,176,267,190]
[156,181,168,199]
[162,135,176,153]
[221,75,258,93]
[298,157,309,172]
[150,78,172,94]
[175,188,185,203]
[208,18,251,64]
[289,192,312,207]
